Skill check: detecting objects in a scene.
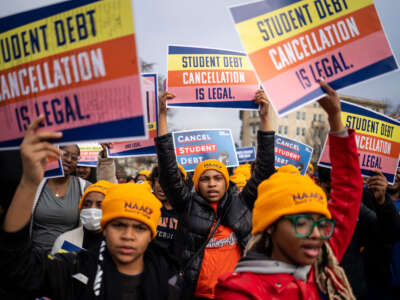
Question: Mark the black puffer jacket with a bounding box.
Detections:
[155,130,275,298]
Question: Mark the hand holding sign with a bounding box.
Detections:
[366,171,388,205]
[253,89,271,131]
[20,116,62,186]
[317,79,345,132]
[158,91,176,136]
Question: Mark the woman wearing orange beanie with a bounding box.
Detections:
[156,89,276,299]
[215,80,363,300]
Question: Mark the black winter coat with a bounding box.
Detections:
[0,224,176,300]
[155,130,275,298]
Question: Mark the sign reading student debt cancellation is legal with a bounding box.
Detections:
[107,74,158,158]
[275,135,313,176]
[229,0,399,116]
[318,101,400,184]
[0,0,146,150]
[167,45,259,109]
[172,129,239,172]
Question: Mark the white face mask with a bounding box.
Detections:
[80,208,102,231]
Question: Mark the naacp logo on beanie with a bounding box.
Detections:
[252,164,331,235]
[100,183,162,238]
[124,202,153,219]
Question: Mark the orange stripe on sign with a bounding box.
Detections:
[0,34,139,106]
[250,5,381,81]
[355,132,400,158]
[168,69,258,87]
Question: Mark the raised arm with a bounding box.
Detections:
[318,80,363,262]
[155,91,192,212]
[241,89,276,210]
[96,143,118,184]
[4,116,62,232]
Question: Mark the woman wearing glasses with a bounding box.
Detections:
[216,80,363,300]
[29,144,90,253]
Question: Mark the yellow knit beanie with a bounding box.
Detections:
[234,164,252,181]
[230,173,247,188]
[252,165,331,235]
[138,170,151,179]
[79,180,114,210]
[100,183,162,238]
[192,159,229,192]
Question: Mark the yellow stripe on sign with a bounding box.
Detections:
[168,54,254,71]
[0,0,134,71]
[148,122,156,130]
[341,112,400,142]
[235,0,373,54]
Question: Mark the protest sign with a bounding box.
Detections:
[229,0,399,116]
[275,135,313,175]
[236,146,256,164]
[77,143,102,167]
[107,74,158,158]
[59,240,84,253]
[167,45,259,109]
[0,0,146,150]
[44,156,64,179]
[318,101,400,184]
[172,129,239,172]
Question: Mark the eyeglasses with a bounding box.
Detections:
[284,214,336,240]
[61,149,80,162]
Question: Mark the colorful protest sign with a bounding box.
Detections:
[275,135,313,175]
[44,156,64,179]
[107,74,158,158]
[172,129,239,172]
[167,45,259,109]
[318,101,400,184]
[236,146,256,164]
[0,0,146,150]
[229,0,399,116]
[59,240,84,253]
[77,143,102,167]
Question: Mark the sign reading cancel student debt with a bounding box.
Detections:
[275,135,313,176]
[0,0,146,150]
[229,0,399,116]
[167,45,259,109]
[107,74,158,158]
[172,129,239,172]
[318,101,400,184]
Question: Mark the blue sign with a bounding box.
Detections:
[173,129,239,172]
[275,135,313,176]
[236,147,256,164]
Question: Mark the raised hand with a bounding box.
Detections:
[20,116,62,186]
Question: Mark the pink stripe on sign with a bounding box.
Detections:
[168,84,258,104]
[110,138,154,154]
[263,31,393,112]
[45,160,59,171]
[0,75,143,142]
[358,150,398,173]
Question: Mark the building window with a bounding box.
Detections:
[302,128,306,136]
[302,112,306,120]
[252,124,259,136]
[313,113,317,121]
[313,102,318,108]
[284,126,288,135]
[296,111,300,120]
[252,111,258,118]
[278,125,282,134]
[296,127,300,136]
[251,141,256,147]
[284,114,289,119]
[319,114,323,121]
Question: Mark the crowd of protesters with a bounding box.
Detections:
[0,80,399,300]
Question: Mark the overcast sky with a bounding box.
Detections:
[1,0,399,144]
